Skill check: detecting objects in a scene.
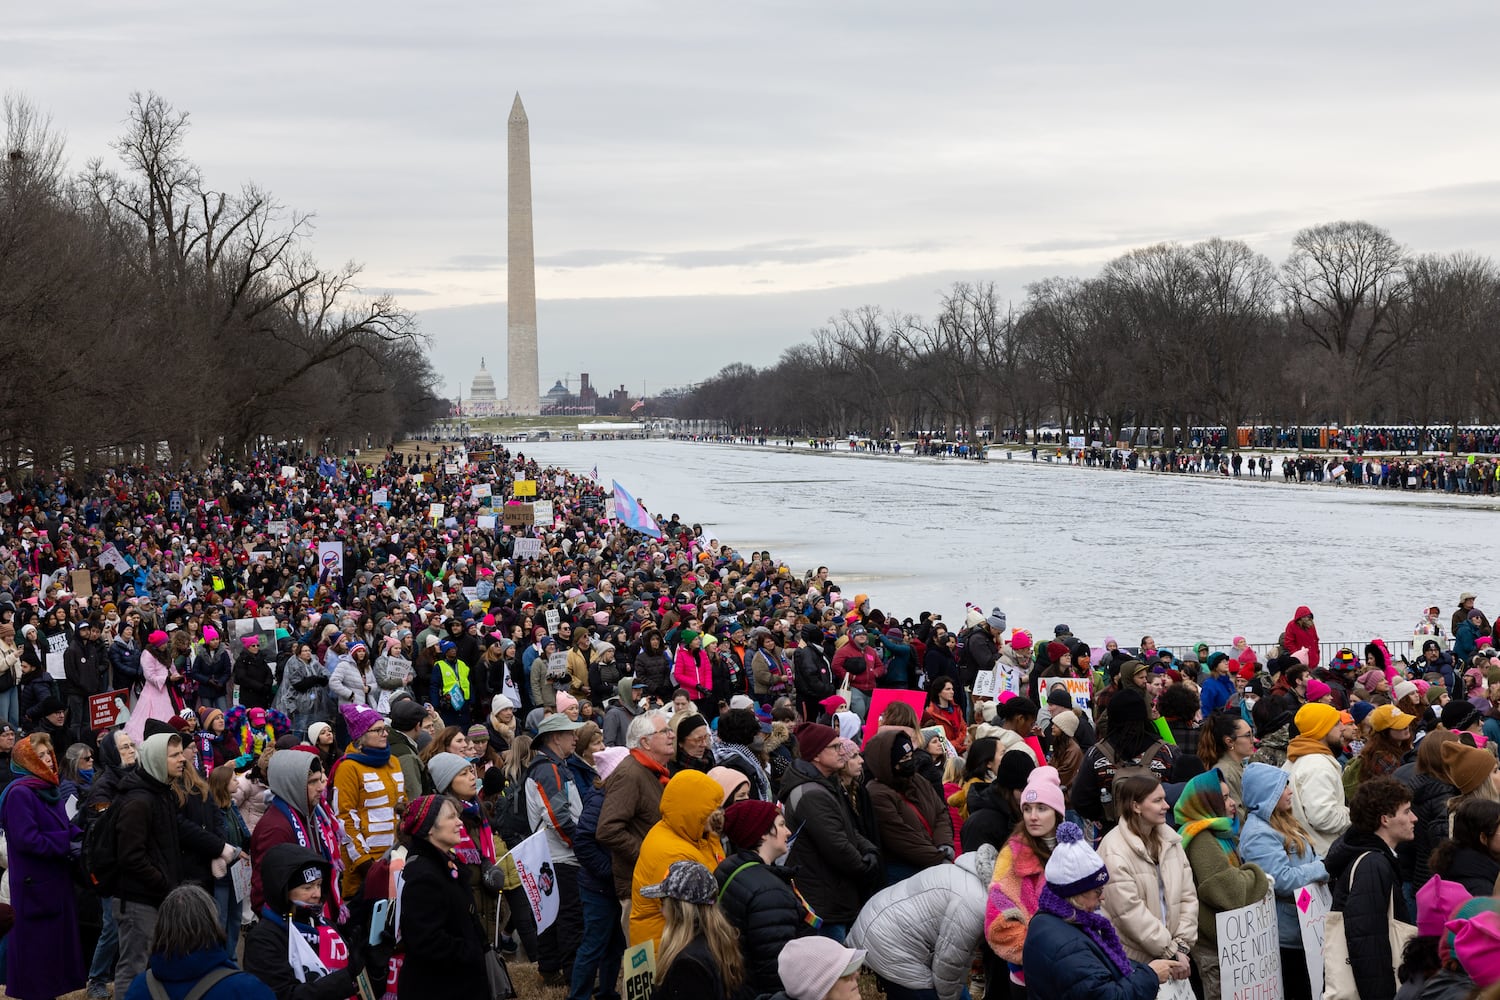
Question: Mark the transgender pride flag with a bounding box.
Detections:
[611,480,662,539]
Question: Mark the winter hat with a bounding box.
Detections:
[1045,640,1069,664]
[306,722,333,749]
[1425,684,1446,706]
[1009,628,1033,651]
[778,936,866,1000]
[555,691,579,716]
[390,700,426,732]
[1021,765,1066,817]
[986,607,1007,633]
[1294,703,1340,741]
[196,706,224,732]
[426,752,472,794]
[640,859,717,905]
[1051,709,1080,739]
[676,711,708,744]
[995,748,1036,791]
[1393,680,1419,703]
[1349,701,1376,725]
[795,722,839,761]
[1442,740,1497,795]
[491,694,515,714]
[1047,684,1073,710]
[202,626,219,642]
[679,629,700,646]
[1304,678,1331,703]
[594,746,629,781]
[1416,874,1473,937]
[400,794,446,839]
[707,765,750,804]
[722,799,780,850]
[1442,898,1500,970]
[1367,704,1416,733]
[168,714,194,735]
[1358,669,1386,693]
[466,724,490,744]
[1449,910,1500,987]
[240,635,260,649]
[819,694,847,714]
[424,634,441,649]
[1442,700,1481,732]
[1044,821,1110,896]
[964,606,986,630]
[340,703,383,743]
[147,629,169,647]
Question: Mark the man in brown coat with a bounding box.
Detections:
[596,708,674,924]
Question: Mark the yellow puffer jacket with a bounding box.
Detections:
[628,769,726,947]
[330,747,408,897]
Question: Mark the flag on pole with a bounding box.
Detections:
[511,829,560,932]
[631,399,645,412]
[589,465,598,481]
[611,480,662,539]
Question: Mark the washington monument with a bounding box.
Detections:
[507,93,540,415]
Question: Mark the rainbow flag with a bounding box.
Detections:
[611,480,661,539]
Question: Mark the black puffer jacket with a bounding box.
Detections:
[1435,843,1500,899]
[1327,830,1410,1000]
[793,630,835,706]
[1402,769,1457,888]
[713,851,809,995]
[779,759,875,924]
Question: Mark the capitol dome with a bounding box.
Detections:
[470,359,498,402]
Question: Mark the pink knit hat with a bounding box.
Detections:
[1450,910,1500,987]
[1020,764,1066,817]
[1416,874,1472,937]
[555,691,579,716]
[1305,678,1331,703]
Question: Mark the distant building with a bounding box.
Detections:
[466,359,501,415]
[543,380,570,407]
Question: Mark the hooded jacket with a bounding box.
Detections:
[113,733,188,907]
[1283,607,1320,668]
[847,846,998,1000]
[603,676,643,748]
[864,729,953,873]
[250,750,322,913]
[778,757,875,924]
[241,844,359,1000]
[1236,763,1327,948]
[629,769,727,947]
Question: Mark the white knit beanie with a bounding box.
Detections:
[1044,821,1110,897]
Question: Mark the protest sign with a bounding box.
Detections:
[88,690,130,730]
[444,462,459,475]
[604,498,617,520]
[513,479,537,497]
[70,569,93,597]
[477,514,496,531]
[1217,892,1282,1000]
[546,609,561,633]
[547,651,569,676]
[168,490,183,513]
[1295,883,1331,998]
[971,670,999,700]
[281,466,297,480]
[97,544,130,574]
[554,474,566,487]
[1063,677,1093,719]
[317,542,344,576]
[0,490,12,506]
[532,500,553,523]
[511,830,559,931]
[428,503,445,521]
[623,941,656,1000]
[513,537,542,559]
[462,586,479,602]
[469,449,494,464]
[502,505,534,526]
[471,484,491,501]
[862,690,926,749]
[371,490,387,507]
[46,650,66,681]
[268,519,289,535]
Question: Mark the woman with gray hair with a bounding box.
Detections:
[122,884,273,999]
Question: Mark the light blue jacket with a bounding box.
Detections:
[1238,762,1327,948]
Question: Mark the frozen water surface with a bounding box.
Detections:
[522,440,1497,649]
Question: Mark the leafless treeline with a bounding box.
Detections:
[672,225,1500,441]
[0,92,446,476]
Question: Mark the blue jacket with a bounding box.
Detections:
[1021,911,1160,1000]
[1200,673,1235,717]
[879,635,914,686]
[1238,762,1327,948]
[1454,620,1485,664]
[125,948,273,1000]
[573,780,614,895]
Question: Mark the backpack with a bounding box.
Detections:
[1097,738,1166,822]
[494,774,534,846]
[82,803,122,897]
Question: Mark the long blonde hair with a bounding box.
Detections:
[1269,795,1313,857]
[657,896,743,996]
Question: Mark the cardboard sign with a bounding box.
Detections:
[88,690,130,730]
[69,568,93,598]
[513,479,537,497]
[502,505,534,526]
[1295,883,1331,998]
[532,500,554,523]
[623,940,655,1000]
[1217,892,1283,1000]
[513,537,542,559]
[554,474,566,488]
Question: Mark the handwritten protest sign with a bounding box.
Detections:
[532,500,553,523]
[1063,677,1093,719]
[477,514,497,531]
[513,537,542,559]
[1217,892,1282,1000]
[1295,883,1331,998]
[502,505,534,526]
[513,479,537,497]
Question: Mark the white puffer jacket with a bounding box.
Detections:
[846,845,998,1000]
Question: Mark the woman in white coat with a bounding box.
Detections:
[329,641,379,713]
[1096,774,1196,978]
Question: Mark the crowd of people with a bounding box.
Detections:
[6,445,1500,1000]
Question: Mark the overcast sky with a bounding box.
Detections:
[12,1,1500,397]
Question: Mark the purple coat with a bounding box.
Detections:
[0,778,83,1000]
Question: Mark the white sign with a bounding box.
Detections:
[462,586,479,602]
[971,670,999,700]
[511,830,559,932]
[0,491,12,506]
[477,514,497,531]
[267,520,288,536]
[1216,892,1282,1000]
[97,544,130,574]
[513,537,542,559]
[316,542,344,583]
[281,466,297,480]
[371,489,388,506]
[429,503,445,521]
[1295,883,1331,998]
[1067,435,1085,449]
[444,462,459,475]
[604,498,617,520]
[532,500,553,523]
[554,475,566,488]
[471,483,491,501]
[1063,677,1093,719]
[545,609,561,633]
[46,650,66,681]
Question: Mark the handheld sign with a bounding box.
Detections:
[513,479,538,497]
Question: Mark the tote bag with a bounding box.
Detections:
[1321,852,1415,1000]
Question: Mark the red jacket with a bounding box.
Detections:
[1284,605,1320,668]
[832,640,885,693]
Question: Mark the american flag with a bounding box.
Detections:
[590,465,598,481]
[631,399,645,412]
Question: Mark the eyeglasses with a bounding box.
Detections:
[365,726,389,735]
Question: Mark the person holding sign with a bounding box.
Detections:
[1021,821,1182,999]
[241,843,368,1000]
[1237,762,1326,1000]
[1173,769,1269,1000]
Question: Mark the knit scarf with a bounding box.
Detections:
[269,797,346,920]
[343,746,391,768]
[1286,733,1335,762]
[1037,885,1133,977]
[1173,770,1240,862]
[629,748,671,787]
[455,800,496,866]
